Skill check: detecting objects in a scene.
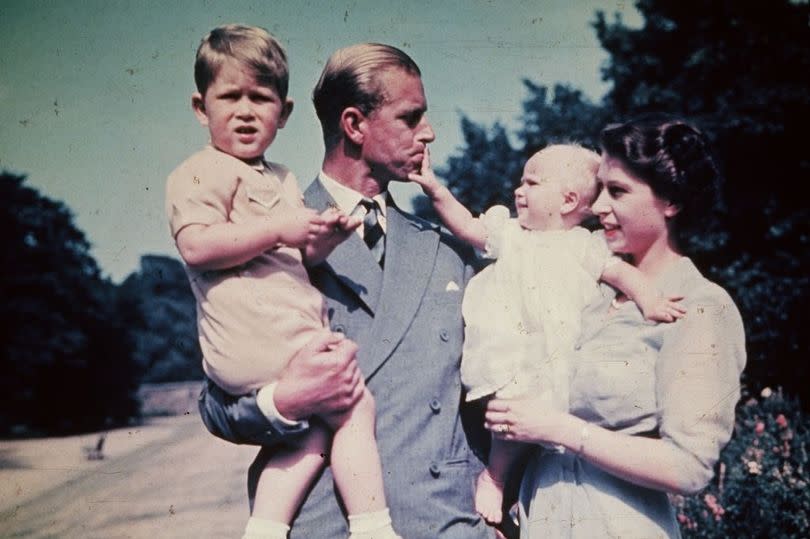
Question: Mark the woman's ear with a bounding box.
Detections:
[340,107,366,145]
[664,201,681,218]
[560,190,581,216]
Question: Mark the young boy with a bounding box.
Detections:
[165,25,400,539]
[409,145,685,524]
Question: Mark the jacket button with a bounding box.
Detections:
[439,330,449,342]
[429,399,441,413]
[429,463,440,477]
[333,324,345,334]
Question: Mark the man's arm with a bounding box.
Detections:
[408,150,487,250]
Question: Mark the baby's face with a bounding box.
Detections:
[513,154,565,230]
[193,59,292,162]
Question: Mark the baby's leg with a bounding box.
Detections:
[324,388,400,539]
[250,425,330,526]
[476,435,526,524]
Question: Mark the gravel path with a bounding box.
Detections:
[1,414,258,538]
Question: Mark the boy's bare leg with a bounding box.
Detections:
[251,424,330,524]
[324,388,399,537]
[476,436,526,524]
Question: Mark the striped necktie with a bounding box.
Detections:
[359,198,385,267]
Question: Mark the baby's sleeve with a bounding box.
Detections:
[479,205,512,259]
[165,161,239,239]
[580,229,617,280]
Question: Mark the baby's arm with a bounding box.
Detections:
[601,260,687,322]
[408,149,487,250]
[175,207,324,271]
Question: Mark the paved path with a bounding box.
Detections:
[1,415,258,538]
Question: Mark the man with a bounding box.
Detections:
[200,43,496,538]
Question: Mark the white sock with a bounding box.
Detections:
[348,508,401,539]
[242,516,290,539]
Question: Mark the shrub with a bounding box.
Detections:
[672,388,809,538]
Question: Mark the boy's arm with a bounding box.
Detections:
[303,209,362,266]
[175,207,323,271]
[601,260,686,322]
[408,150,487,250]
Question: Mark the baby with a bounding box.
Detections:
[165,24,399,539]
[409,144,684,524]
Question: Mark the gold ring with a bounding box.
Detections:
[500,424,509,434]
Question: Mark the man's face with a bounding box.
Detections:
[359,68,435,183]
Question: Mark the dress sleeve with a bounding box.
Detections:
[166,162,239,238]
[480,205,512,259]
[655,283,746,492]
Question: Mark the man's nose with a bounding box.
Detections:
[418,117,435,143]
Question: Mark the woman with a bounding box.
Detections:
[485,115,746,538]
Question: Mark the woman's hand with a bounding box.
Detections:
[484,396,573,446]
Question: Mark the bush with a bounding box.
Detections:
[672,388,809,538]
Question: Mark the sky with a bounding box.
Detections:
[1,0,640,282]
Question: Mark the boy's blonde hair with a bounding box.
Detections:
[194,24,289,100]
[534,144,601,220]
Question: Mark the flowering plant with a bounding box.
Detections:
[672,387,809,537]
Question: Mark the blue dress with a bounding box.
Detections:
[519,257,746,538]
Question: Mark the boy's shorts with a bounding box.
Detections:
[198,376,308,446]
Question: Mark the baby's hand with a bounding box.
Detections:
[275,207,324,249]
[304,208,361,265]
[639,293,686,323]
[407,148,442,196]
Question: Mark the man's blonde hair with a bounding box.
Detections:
[194,24,289,99]
[312,43,420,149]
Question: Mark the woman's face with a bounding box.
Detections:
[592,155,678,259]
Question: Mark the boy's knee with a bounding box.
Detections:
[353,387,376,417]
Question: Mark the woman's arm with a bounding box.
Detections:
[408,150,487,250]
[486,284,746,495]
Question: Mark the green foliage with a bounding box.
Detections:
[419,0,809,400]
[0,172,140,435]
[672,388,810,538]
[117,255,203,383]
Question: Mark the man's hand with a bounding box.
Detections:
[304,208,361,265]
[274,207,325,249]
[273,330,365,421]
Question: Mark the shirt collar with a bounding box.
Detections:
[318,171,388,218]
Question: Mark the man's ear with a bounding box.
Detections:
[560,190,581,216]
[340,107,366,145]
[191,92,208,126]
[277,98,294,129]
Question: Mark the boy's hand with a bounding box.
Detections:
[637,292,686,323]
[407,148,443,197]
[274,207,324,249]
[304,208,361,265]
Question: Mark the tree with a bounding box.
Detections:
[594,0,810,399]
[419,0,809,401]
[117,255,202,383]
[0,172,140,435]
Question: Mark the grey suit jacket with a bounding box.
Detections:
[198,178,492,538]
[296,179,491,539]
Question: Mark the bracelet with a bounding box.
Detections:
[577,421,591,456]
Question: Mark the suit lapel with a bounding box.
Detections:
[362,203,438,377]
[304,179,383,314]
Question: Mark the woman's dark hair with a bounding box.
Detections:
[600,114,722,248]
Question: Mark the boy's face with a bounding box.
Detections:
[192,60,293,161]
[513,153,565,230]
